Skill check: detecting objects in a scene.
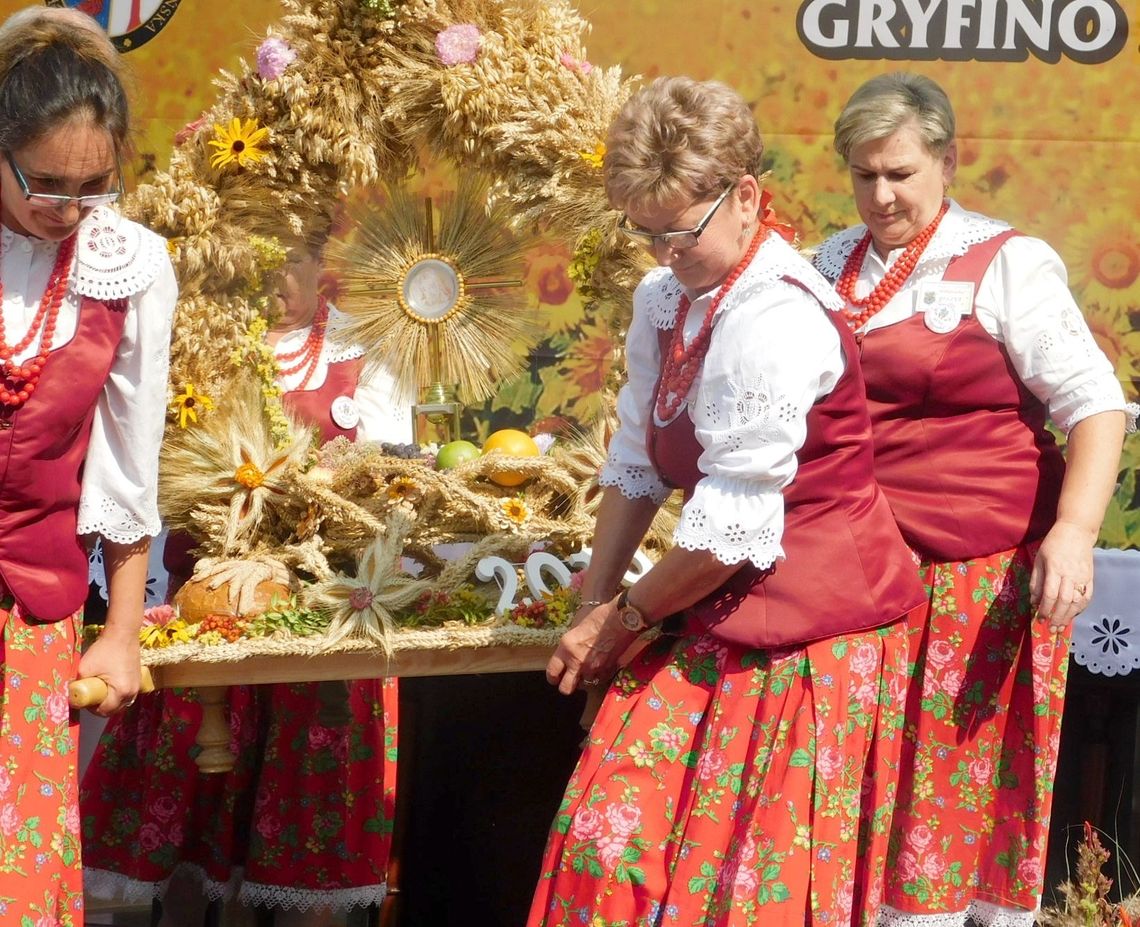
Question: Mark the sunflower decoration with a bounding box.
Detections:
[326,172,540,406]
[1065,209,1140,313]
[159,372,315,557]
[305,506,433,652]
[208,117,271,172]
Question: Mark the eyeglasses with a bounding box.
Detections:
[4,150,122,212]
[618,184,735,251]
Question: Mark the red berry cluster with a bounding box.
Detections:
[196,613,249,643]
[509,599,551,628]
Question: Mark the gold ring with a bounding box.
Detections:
[582,678,600,687]
[1075,584,1088,596]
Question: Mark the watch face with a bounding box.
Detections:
[619,608,645,632]
[400,257,462,322]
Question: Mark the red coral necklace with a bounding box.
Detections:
[836,199,949,330]
[654,226,769,423]
[275,295,328,391]
[0,231,78,409]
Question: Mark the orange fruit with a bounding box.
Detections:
[482,429,540,486]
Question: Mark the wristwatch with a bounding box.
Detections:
[616,588,650,633]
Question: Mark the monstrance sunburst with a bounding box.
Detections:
[327,173,536,442]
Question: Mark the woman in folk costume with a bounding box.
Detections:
[81,240,409,927]
[811,72,1134,927]
[0,6,176,925]
[528,75,926,927]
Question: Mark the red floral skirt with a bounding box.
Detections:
[0,599,84,927]
[880,545,1069,926]
[527,619,910,927]
[81,678,397,911]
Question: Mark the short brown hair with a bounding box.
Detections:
[604,76,764,212]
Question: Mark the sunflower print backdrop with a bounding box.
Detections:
[18,0,1137,545]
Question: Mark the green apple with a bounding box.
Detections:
[436,439,481,470]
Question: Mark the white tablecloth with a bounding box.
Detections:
[1070,547,1140,677]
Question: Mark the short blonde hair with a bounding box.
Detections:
[604,76,764,212]
[833,72,954,162]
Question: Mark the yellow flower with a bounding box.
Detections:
[172,383,214,429]
[579,140,606,169]
[166,237,181,257]
[387,476,422,504]
[208,117,270,170]
[500,496,530,525]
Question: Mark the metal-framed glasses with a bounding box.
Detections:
[4,150,122,212]
[618,184,735,251]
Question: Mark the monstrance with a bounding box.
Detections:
[327,174,534,445]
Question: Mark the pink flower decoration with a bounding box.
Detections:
[174,116,205,147]
[560,52,593,75]
[257,36,297,80]
[349,586,375,611]
[436,24,482,66]
[143,603,175,626]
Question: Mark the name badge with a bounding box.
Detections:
[330,395,360,430]
[916,280,975,334]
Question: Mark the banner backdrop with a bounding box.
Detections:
[7,0,1139,542]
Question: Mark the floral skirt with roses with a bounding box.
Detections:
[527,618,910,927]
[879,545,1070,927]
[0,599,84,927]
[81,678,397,912]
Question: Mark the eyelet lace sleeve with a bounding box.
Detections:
[598,275,671,505]
[76,235,177,543]
[679,277,844,567]
[973,234,1134,433]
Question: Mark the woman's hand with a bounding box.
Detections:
[546,599,638,695]
[1030,519,1096,632]
[77,623,142,716]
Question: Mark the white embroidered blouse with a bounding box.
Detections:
[599,233,846,569]
[272,303,412,443]
[0,206,176,545]
[812,199,1136,433]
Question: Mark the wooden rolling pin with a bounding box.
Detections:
[68,666,156,709]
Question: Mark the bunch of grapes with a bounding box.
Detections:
[380,442,422,460]
[194,613,249,643]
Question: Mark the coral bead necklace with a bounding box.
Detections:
[654,226,769,423]
[836,199,950,330]
[0,231,78,409]
[275,295,328,391]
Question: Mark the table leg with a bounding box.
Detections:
[194,685,235,774]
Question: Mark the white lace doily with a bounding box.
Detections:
[87,529,170,609]
[1070,547,1140,676]
[73,206,166,302]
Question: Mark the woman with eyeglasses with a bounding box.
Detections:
[0,6,175,925]
[528,76,925,927]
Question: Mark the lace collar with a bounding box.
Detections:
[273,303,366,366]
[75,207,167,301]
[642,234,842,330]
[812,200,1011,281]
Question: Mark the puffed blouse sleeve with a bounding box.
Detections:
[679,281,843,568]
[597,275,672,505]
[978,235,1137,433]
[76,240,177,543]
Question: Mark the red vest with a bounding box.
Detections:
[283,357,363,443]
[0,295,129,620]
[648,292,924,648]
[855,232,1065,561]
